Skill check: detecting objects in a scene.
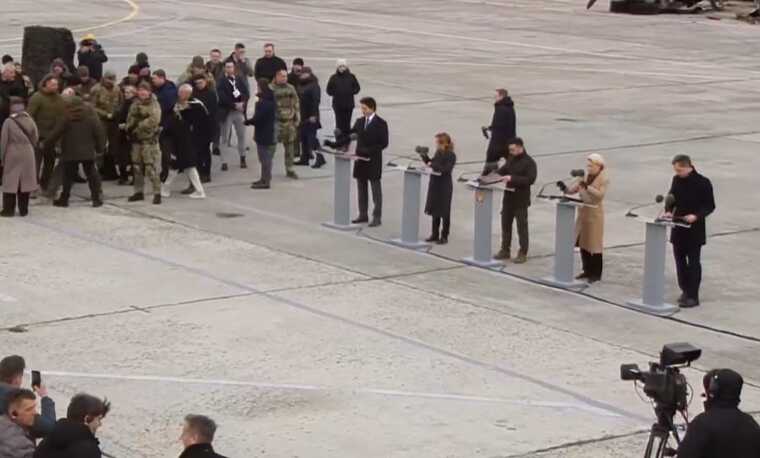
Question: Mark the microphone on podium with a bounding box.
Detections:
[539,169,585,197]
[625,194,664,218]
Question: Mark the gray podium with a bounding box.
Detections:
[461,179,512,268]
[626,218,689,316]
[322,152,369,231]
[388,165,441,250]
[539,198,594,289]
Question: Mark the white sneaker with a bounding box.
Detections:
[189,191,206,199]
[160,186,171,198]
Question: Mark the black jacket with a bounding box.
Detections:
[216,75,249,115]
[486,97,516,163]
[424,150,457,218]
[253,56,287,82]
[678,400,760,458]
[351,114,389,181]
[326,71,360,110]
[77,45,108,81]
[154,81,178,128]
[34,419,101,458]
[298,76,321,126]
[668,169,715,248]
[193,86,219,124]
[179,443,228,458]
[246,92,276,146]
[496,151,537,208]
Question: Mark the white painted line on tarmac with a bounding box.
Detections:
[38,369,620,416]
[0,293,18,302]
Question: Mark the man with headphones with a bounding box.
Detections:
[0,388,37,458]
[678,369,760,457]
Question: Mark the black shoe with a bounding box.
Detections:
[213,147,221,156]
[128,193,144,202]
[587,276,601,284]
[180,185,195,195]
[53,198,69,208]
[677,293,687,305]
[0,211,13,217]
[221,163,229,171]
[286,170,299,179]
[74,175,87,184]
[352,216,369,224]
[153,194,162,205]
[680,298,700,308]
[425,235,439,243]
[311,154,326,169]
[294,159,311,166]
[240,157,248,169]
[437,237,448,245]
[576,272,590,280]
[201,175,211,183]
[368,219,382,227]
[251,181,270,189]
[92,199,103,208]
[117,177,129,186]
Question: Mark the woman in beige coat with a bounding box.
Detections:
[1,97,39,217]
[569,153,609,283]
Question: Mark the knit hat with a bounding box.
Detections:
[336,58,348,68]
[191,55,205,68]
[587,153,605,166]
[103,70,117,81]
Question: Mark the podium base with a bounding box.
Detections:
[538,276,587,290]
[462,257,504,269]
[388,238,432,250]
[624,299,680,317]
[322,222,361,231]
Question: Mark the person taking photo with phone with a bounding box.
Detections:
[0,356,56,439]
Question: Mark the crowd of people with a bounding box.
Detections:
[0,37,364,212]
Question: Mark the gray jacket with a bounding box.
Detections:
[0,384,55,438]
[0,416,35,458]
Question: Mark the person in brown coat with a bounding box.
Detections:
[568,153,609,282]
[1,97,38,217]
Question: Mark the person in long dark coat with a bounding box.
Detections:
[161,84,208,199]
[326,59,361,138]
[1,97,38,217]
[483,88,516,174]
[423,132,457,244]
[191,74,218,183]
[351,97,388,227]
[294,68,323,168]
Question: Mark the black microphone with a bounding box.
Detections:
[626,194,664,217]
[587,0,598,9]
[664,194,676,212]
[569,169,585,178]
[481,126,490,139]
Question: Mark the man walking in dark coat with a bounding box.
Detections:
[76,34,108,82]
[677,369,760,458]
[178,415,229,458]
[494,137,537,263]
[664,154,716,308]
[192,74,218,182]
[351,97,388,227]
[152,70,178,181]
[482,89,516,174]
[294,67,323,168]
[34,394,110,458]
[326,59,361,140]
[254,43,287,82]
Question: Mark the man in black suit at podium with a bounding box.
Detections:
[351,97,389,227]
[665,154,716,308]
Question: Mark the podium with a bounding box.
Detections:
[626,218,690,316]
[461,178,513,268]
[322,151,370,231]
[387,164,441,250]
[539,198,595,289]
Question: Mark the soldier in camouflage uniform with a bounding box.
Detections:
[126,82,163,204]
[91,71,124,180]
[271,69,300,179]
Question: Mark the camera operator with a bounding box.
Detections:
[0,356,56,439]
[677,369,760,458]
[76,34,108,82]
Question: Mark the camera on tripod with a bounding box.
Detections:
[620,343,701,458]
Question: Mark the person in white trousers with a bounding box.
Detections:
[161,84,207,199]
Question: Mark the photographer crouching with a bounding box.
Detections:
[678,369,760,457]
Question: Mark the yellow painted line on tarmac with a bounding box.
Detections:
[0,0,140,43]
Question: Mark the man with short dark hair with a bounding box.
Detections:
[91,71,124,181]
[127,81,163,204]
[351,97,388,227]
[482,88,516,174]
[493,137,537,264]
[288,58,304,89]
[217,61,249,171]
[271,69,300,179]
[34,394,110,458]
[664,154,715,308]
[152,69,178,182]
[179,415,228,458]
[0,389,37,458]
[0,356,55,439]
[677,369,760,457]
[254,43,287,82]
[225,43,254,94]
[205,49,225,83]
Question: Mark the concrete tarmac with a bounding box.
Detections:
[1,0,760,457]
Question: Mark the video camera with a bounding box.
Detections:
[621,343,701,414]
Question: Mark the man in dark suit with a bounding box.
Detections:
[351,97,388,227]
[664,154,716,308]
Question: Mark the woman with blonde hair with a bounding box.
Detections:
[568,153,609,283]
[423,132,457,244]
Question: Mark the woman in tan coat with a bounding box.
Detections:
[569,153,609,283]
[1,97,39,217]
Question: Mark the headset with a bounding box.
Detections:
[708,371,721,399]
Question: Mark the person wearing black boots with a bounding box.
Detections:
[294,67,323,168]
[246,79,276,189]
[1,97,38,217]
[423,133,457,244]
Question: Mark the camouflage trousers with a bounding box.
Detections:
[276,122,297,173]
[131,142,162,195]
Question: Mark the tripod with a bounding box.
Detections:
[643,406,681,458]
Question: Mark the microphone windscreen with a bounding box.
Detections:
[664,194,676,211]
[655,194,664,203]
[556,181,568,192]
[570,169,585,177]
